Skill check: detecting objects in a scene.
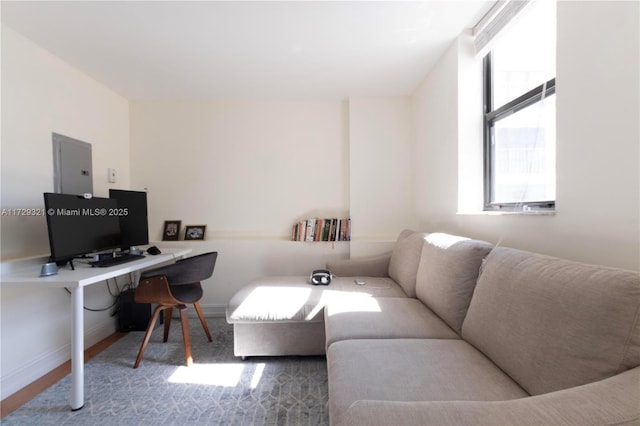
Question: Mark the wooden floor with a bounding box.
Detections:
[0,331,127,419]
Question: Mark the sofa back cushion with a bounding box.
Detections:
[388,230,428,298]
[415,233,493,334]
[462,247,640,396]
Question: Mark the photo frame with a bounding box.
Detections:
[184,225,206,241]
[162,220,181,241]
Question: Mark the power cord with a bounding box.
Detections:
[63,275,134,313]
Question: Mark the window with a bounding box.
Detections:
[483,0,556,211]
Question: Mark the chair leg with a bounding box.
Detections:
[178,304,193,367]
[163,307,173,342]
[134,305,167,368]
[193,301,213,342]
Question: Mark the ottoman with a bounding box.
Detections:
[226,276,407,358]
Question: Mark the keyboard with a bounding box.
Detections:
[89,253,145,268]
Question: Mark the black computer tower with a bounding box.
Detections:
[118,289,157,331]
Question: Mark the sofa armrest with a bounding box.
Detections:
[341,367,640,426]
[326,253,391,278]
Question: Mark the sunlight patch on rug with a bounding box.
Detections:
[168,363,245,386]
[250,363,266,389]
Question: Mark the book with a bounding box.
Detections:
[291,216,350,242]
[305,218,316,242]
[323,219,329,241]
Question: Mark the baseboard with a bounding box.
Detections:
[0,320,116,400]
[202,304,227,318]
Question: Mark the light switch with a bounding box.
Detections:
[108,168,117,183]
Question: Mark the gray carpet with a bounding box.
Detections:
[3,317,329,425]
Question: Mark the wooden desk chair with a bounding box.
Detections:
[133,251,218,368]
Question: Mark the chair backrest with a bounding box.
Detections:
[140,252,218,285]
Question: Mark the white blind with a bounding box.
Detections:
[473,0,532,53]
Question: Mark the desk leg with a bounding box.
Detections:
[70,286,84,410]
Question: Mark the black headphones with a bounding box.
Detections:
[310,269,332,285]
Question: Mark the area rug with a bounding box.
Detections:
[3,318,329,425]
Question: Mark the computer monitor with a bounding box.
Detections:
[109,189,149,251]
[43,193,121,265]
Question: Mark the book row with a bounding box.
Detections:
[292,218,351,242]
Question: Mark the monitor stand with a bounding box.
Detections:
[54,258,76,270]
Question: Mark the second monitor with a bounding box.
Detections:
[109,189,149,251]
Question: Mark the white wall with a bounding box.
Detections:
[411,1,640,271]
[411,44,460,232]
[348,97,414,256]
[1,27,131,259]
[130,100,349,240]
[0,26,131,397]
[129,100,352,313]
[129,97,414,306]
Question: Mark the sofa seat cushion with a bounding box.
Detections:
[340,367,640,426]
[327,339,528,426]
[226,276,406,324]
[324,297,459,348]
[462,247,640,396]
[329,276,408,298]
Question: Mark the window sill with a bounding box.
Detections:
[457,210,556,216]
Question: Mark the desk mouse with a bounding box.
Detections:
[147,246,161,255]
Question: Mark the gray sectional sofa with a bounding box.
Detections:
[227,230,640,425]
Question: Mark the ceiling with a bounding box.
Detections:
[1,1,493,101]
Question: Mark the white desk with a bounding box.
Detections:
[0,247,192,410]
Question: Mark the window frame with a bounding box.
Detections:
[483,51,556,212]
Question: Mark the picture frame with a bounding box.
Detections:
[184,225,206,241]
[162,220,181,241]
